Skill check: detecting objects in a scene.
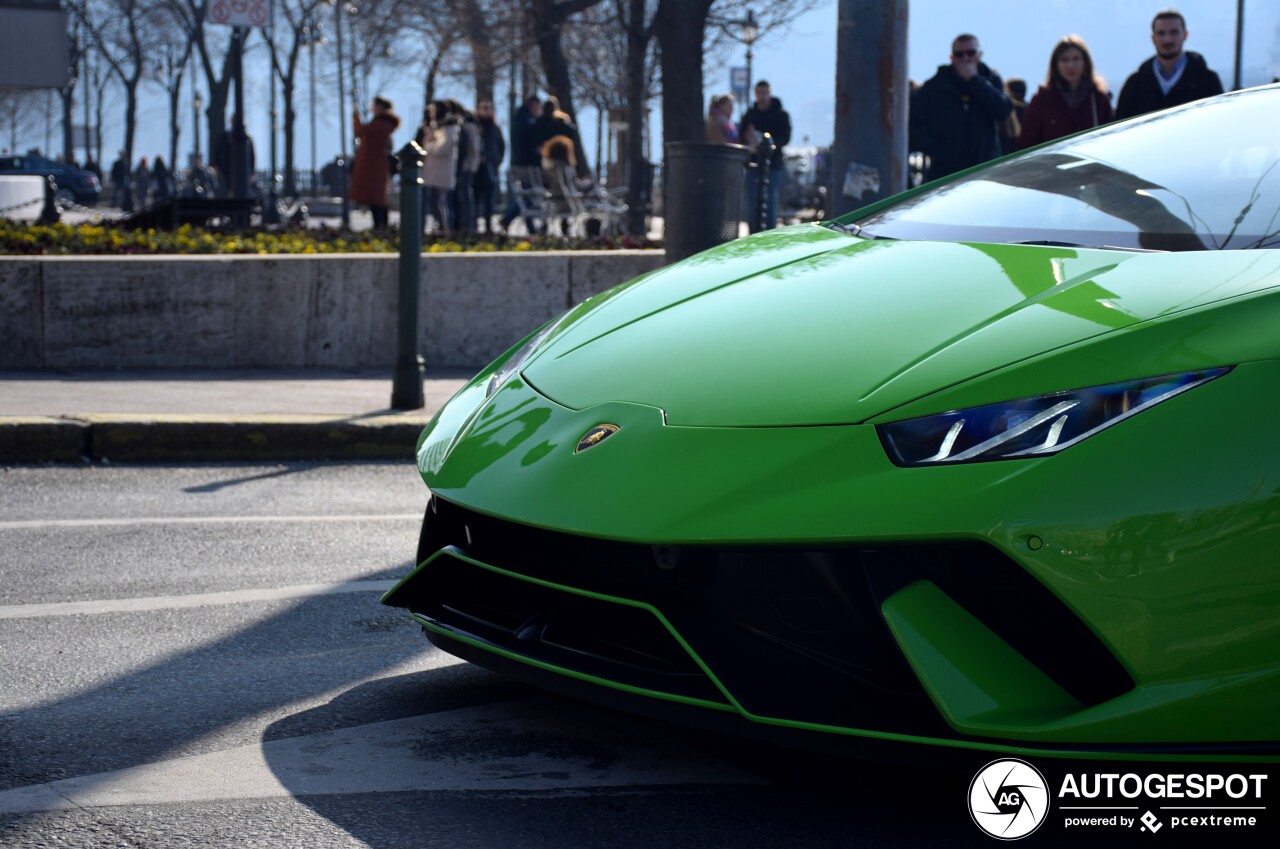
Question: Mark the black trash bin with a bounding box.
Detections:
[663,142,749,262]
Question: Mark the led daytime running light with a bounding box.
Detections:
[878,368,1230,466]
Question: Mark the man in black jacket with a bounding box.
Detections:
[909,34,1012,182]
[500,94,542,232]
[474,100,506,233]
[741,80,792,230]
[109,151,128,208]
[1115,9,1223,120]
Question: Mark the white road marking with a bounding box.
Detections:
[0,580,399,620]
[0,513,420,531]
[0,698,762,813]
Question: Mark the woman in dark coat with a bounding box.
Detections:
[348,96,400,229]
[1018,35,1113,149]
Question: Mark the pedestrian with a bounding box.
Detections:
[151,155,173,200]
[132,156,150,208]
[187,154,215,197]
[83,155,102,186]
[473,99,505,234]
[533,96,585,176]
[348,95,400,230]
[109,149,128,207]
[499,94,543,233]
[1001,78,1028,154]
[452,101,481,232]
[1114,8,1223,120]
[416,100,460,234]
[211,127,230,196]
[1019,36,1113,149]
[705,94,738,143]
[540,134,578,236]
[909,34,1012,181]
[741,80,792,230]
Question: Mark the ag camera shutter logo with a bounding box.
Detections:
[969,759,1051,840]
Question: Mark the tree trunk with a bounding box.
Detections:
[832,0,908,216]
[60,85,75,163]
[93,67,106,164]
[122,76,138,208]
[622,0,648,235]
[198,36,235,193]
[529,0,602,177]
[653,0,713,147]
[532,16,575,118]
[424,45,448,111]
[461,0,495,104]
[169,74,183,175]
[283,80,297,196]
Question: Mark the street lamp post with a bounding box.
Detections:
[332,0,351,227]
[265,7,281,225]
[742,9,758,106]
[230,26,251,219]
[304,19,322,197]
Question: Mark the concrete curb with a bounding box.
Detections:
[0,414,431,463]
[0,417,92,463]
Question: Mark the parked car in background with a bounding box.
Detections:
[0,153,101,208]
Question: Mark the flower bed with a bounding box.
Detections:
[0,220,659,256]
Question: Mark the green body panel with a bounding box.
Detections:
[524,226,1280,426]
[882,580,1085,729]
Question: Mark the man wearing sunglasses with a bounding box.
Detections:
[910,34,1013,181]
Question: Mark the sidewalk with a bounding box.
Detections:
[0,369,472,463]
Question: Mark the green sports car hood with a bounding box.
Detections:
[523,225,1280,426]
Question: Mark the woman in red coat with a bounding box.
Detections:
[348,96,400,229]
[1018,36,1113,149]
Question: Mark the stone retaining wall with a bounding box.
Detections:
[0,252,667,370]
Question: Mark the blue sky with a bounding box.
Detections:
[67,0,1280,172]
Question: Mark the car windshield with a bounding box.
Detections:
[843,86,1280,252]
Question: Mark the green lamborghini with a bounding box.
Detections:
[385,85,1280,761]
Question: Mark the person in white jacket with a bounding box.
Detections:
[415,100,460,233]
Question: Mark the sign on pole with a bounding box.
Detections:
[72,125,100,150]
[209,0,272,28]
[730,66,749,103]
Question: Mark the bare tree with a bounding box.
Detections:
[57,15,86,163]
[78,0,159,207]
[89,50,113,164]
[263,0,326,195]
[390,0,462,121]
[526,0,601,125]
[166,0,237,180]
[344,0,401,110]
[148,6,196,175]
[0,90,46,154]
[616,0,656,233]
[650,0,714,150]
[457,0,496,104]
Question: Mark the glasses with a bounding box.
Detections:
[953,49,979,57]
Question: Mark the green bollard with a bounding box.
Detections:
[391,140,428,410]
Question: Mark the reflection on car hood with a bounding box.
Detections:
[523,225,1280,426]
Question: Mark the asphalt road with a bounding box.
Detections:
[0,463,1265,848]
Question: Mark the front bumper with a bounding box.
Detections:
[388,369,1280,761]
